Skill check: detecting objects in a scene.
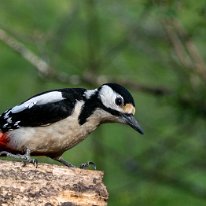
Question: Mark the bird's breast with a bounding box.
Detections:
[7,115,99,154]
[6,101,100,154]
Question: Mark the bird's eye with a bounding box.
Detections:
[115,97,124,106]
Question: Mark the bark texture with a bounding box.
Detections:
[0,160,108,206]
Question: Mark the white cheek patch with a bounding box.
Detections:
[99,85,124,112]
[11,91,65,113]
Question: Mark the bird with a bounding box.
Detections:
[0,83,143,168]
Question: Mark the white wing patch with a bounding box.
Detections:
[84,89,97,99]
[11,91,65,113]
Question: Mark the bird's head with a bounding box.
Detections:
[96,83,144,134]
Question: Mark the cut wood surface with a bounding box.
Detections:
[0,160,108,206]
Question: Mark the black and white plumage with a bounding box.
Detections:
[0,89,85,131]
[0,83,143,168]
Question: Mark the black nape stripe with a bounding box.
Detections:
[78,92,121,125]
[78,93,99,125]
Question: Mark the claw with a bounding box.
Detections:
[53,157,96,170]
[22,161,27,167]
[79,161,96,170]
[0,149,38,168]
[31,159,38,168]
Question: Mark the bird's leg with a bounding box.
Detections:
[22,149,38,167]
[54,156,96,170]
[0,149,38,168]
[53,156,75,168]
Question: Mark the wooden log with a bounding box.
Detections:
[0,160,108,206]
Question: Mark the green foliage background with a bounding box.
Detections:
[0,1,206,205]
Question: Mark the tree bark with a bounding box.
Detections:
[0,160,108,206]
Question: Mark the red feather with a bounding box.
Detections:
[0,132,9,147]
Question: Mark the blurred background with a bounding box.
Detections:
[0,0,206,205]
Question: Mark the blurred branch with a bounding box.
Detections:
[174,20,206,80]
[0,28,53,76]
[163,19,206,82]
[163,20,192,68]
[0,28,171,96]
[0,28,83,85]
[85,0,101,72]
[162,18,206,117]
[51,3,79,53]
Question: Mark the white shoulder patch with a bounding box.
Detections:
[84,89,97,99]
[11,91,65,113]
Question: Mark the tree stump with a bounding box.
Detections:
[0,160,108,206]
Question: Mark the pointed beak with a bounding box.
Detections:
[121,114,144,134]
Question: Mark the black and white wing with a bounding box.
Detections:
[0,88,85,132]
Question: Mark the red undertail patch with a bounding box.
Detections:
[0,132,9,147]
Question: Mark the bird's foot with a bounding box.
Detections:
[54,157,96,170]
[22,157,38,168]
[79,161,96,170]
[0,149,38,168]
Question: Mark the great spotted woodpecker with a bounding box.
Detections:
[0,83,143,168]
